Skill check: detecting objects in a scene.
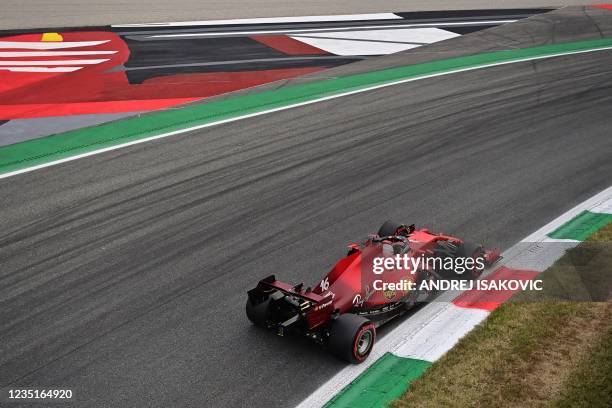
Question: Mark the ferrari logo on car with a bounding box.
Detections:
[383,289,396,300]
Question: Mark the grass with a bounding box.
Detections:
[392,222,612,408]
[551,323,612,408]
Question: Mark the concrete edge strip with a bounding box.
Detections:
[297,186,612,408]
[2,39,612,181]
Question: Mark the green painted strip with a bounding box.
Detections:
[548,210,612,241]
[2,38,612,176]
[324,353,431,408]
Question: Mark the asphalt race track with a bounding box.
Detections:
[2,7,612,408]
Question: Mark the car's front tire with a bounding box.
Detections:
[460,242,486,279]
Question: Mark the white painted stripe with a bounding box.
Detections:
[503,240,579,272]
[291,28,459,56]
[540,237,581,243]
[112,13,402,28]
[0,66,83,72]
[1,45,612,181]
[0,40,110,50]
[0,51,117,57]
[392,305,490,361]
[149,20,516,38]
[589,196,612,214]
[296,185,612,408]
[295,27,460,43]
[291,37,421,56]
[0,59,109,66]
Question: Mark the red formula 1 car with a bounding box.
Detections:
[246,221,500,363]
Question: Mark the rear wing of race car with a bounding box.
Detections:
[247,275,331,305]
[247,275,335,332]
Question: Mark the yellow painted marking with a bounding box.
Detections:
[41,33,64,42]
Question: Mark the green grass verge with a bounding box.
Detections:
[550,224,612,408]
[551,324,612,408]
[392,223,612,408]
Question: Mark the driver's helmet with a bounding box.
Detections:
[395,224,415,237]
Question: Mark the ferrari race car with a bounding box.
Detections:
[246,221,500,363]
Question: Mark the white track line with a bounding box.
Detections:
[0,40,110,50]
[296,185,612,408]
[291,28,459,56]
[0,51,117,57]
[148,20,515,38]
[293,27,460,43]
[590,198,612,214]
[1,45,611,181]
[113,13,403,28]
[392,305,490,361]
[0,66,83,72]
[292,38,421,56]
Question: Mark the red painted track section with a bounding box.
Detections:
[0,31,327,119]
[1,67,325,118]
[592,4,612,10]
[453,267,540,311]
[251,35,329,55]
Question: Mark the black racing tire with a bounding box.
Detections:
[459,242,486,279]
[246,298,271,327]
[328,314,376,364]
[378,220,403,237]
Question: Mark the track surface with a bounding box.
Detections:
[2,11,526,146]
[1,40,611,406]
[2,1,608,29]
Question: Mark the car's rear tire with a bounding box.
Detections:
[246,298,271,327]
[328,314,376,364]
[378,220,403,237]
